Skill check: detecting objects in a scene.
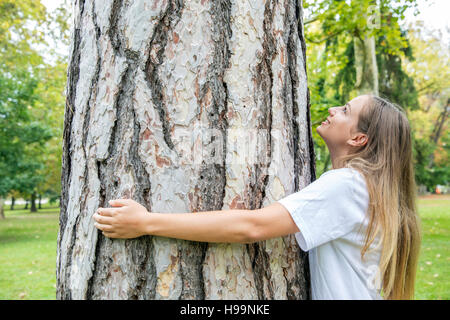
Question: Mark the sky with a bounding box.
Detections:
[402,0,450,43]
[41,0,64,12]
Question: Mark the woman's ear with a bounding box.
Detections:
[348,133,368,148]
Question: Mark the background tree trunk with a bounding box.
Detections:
[30,193,37,213]
[0,198,4,219]
[354,35,379,96]
[428,101,449,168]
[57,0,315,300]
[10,196,15,211]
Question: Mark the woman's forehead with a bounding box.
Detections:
[349,95,371,111]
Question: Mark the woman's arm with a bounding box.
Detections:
[93,199,299,243]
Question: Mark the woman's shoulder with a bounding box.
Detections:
[318,167,368,195]
[319,167,363,180]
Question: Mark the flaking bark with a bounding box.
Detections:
[58,0,314,300]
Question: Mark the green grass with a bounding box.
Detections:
[415,196,450,300]
[0,197,449,300]
[0,203,59,300]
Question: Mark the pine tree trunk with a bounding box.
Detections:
[57,0,315,300]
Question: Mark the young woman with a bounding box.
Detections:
[93,95,421,300]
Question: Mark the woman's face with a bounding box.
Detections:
[316,95,369,152]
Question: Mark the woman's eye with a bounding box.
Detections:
[343,106,347,113]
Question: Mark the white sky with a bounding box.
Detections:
[41,0,64,12]
[402,0,449,33]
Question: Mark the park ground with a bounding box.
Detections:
[0,195,449,300]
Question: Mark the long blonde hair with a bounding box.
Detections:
[338,95,421,299]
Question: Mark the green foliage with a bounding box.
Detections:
[377,31,419,110]
[304,0,449,190]
[0,0,47,69]
[304,0,417,54]
[0,69,52,196]
[404,24,449,190]
[412,137,448,192]
[412,129,449,192]
[305,0,419,102]
[0,0,68,201]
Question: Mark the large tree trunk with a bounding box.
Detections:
[57,0,315,300]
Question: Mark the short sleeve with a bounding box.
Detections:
[277,168,368,251]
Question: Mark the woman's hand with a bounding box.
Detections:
[93,199,298,243]
[93,198,151,239]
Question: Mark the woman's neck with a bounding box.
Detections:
[329,147,348,169]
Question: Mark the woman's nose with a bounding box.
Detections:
[328,107,336,115]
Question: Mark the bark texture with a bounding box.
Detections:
[57,0,315,300]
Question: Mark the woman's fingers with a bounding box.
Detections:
[97,207,118,217]
[94,222,113,232]
[93,213,113,225]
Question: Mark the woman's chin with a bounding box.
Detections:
[316,126,328,142]
[316,125,324,135]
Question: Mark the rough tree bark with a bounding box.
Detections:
[57,0,315,300]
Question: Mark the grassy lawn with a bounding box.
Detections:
[415,195,450,300]
[0,196,449,300]
[0,204,59,300]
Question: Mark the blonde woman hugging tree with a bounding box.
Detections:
[93,95,421,300]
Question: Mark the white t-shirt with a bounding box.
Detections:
[278,167,383,300]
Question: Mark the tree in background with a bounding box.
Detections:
[0,0,50,214]
[404,22,449,192]
[0,0,69,214]
[34,1,71,207]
